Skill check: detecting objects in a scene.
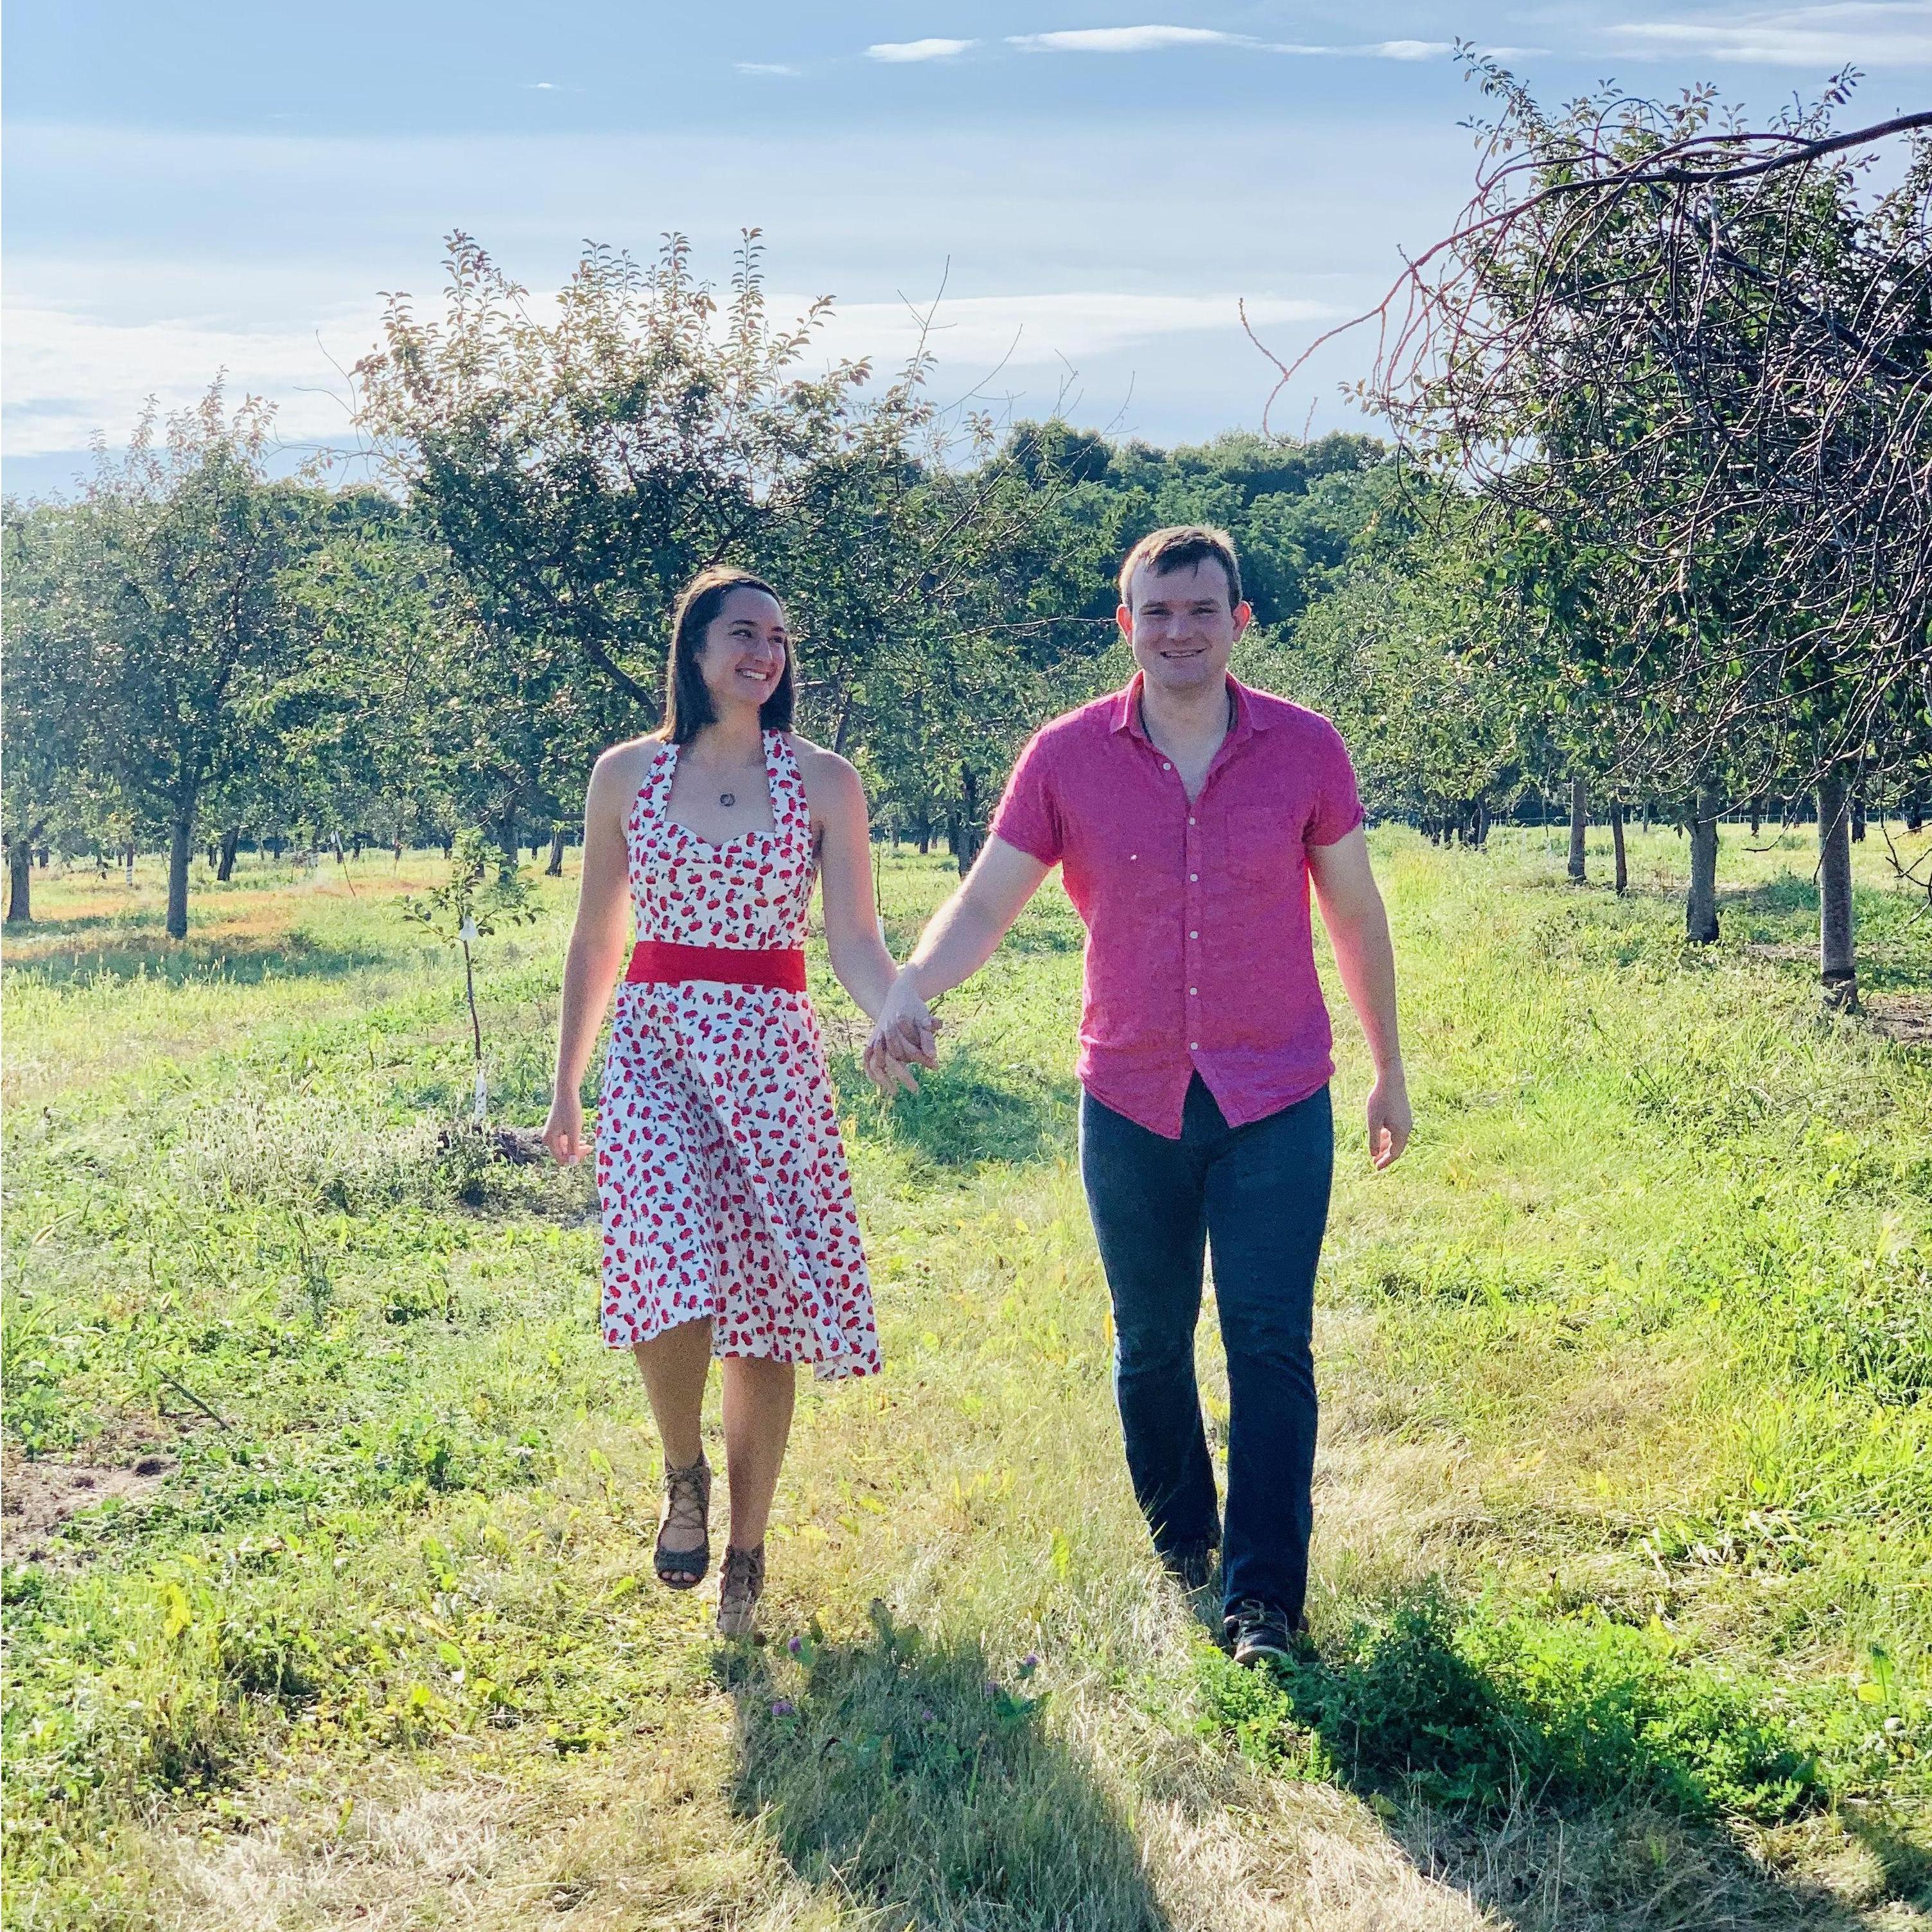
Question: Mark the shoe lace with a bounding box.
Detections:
[719,1543,765,1605]
[661,1457,709,1547]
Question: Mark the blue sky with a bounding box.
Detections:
[6,2,1930,496]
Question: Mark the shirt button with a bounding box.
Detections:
[1189,930,1199,939]
[1190,1042,1199,1051]
[1189,987,1198,996]
[1188,816,1197,825]
[1189,873,1198,883]
[1163,762,1172,771]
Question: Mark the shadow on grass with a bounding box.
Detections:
[1200,1590,1913,1928]
[2,928,398,990]
[830,1043,1076,1171]
[723,1603,1168,1931]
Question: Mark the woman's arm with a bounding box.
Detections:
[542,749,640,1164]
[801,744,899,1019]
[798,743,924,1097]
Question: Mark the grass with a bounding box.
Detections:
[1,820,1928,1929]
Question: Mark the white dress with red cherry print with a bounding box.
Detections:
[595,730,881,1379]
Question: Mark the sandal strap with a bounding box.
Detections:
[719,1543,765,1601]
[659,1455,711,1547]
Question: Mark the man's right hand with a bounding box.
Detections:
[871,967,939,1070]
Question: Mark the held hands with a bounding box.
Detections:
[1366,1069,1412,1172]
[864,968,940,1099]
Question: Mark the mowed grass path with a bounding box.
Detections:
[2,825,1928,1931]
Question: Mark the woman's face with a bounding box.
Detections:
[699,586,789,714]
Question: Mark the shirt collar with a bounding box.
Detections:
[1110,672,1272,741]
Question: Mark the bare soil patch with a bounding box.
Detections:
[1865,993,1932,1046]
[1,1450,174,1563]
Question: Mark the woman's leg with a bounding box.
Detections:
[634,1318,716,1579]
[632,1317,714,1469]
[719,1353,797,1549]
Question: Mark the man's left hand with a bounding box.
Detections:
[1366,1073,1412,1170]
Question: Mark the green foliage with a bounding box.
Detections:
[2,832,1926,1924]
[1197,1595,1822,1823]
[402,827,534,948]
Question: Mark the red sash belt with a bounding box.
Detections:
[625,940,807,992]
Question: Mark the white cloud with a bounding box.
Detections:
[735,61,800,75]
[1008,25,1240,53]
[1613,1,1932,66]
[866,37,977,62]
[1,303,384,457]
[1,288,1351,459]
[801,290,1346,370]
[1001,25,1451,58]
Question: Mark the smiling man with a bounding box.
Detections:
[868,524,1410,1664]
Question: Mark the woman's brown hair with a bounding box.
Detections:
[661,566,796,744]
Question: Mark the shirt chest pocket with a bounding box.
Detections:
[1221,803,1292,888]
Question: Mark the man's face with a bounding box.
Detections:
[1118,559,1252,697]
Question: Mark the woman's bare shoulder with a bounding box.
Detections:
[592,733,669,790]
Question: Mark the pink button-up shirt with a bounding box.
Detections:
[990,674,1364,1139]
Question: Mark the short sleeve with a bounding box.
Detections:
[989,726,1064,867]
[1304,717,1366,847]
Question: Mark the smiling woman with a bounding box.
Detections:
[540,563,913,1640]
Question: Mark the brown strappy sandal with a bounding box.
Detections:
[716,1543,765,1638]
[654,1453,712,1590]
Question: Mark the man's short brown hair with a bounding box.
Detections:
[1117,525,1243,611]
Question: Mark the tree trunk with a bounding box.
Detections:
[6,840,31,924]
[1473,799,1491,848]
[123,845,136,886]
[1908,797,1926,835]
[1817,769,1857,1009]
[1748,800,1762,837]
[546,823,566,876]
[1685,786,1721,944]
[1850,793,1866,843]
[498,804,519,870]
[954,764,983,878]
[166,817,193,940]
[1610,797,1628,895]
[216,827,240,882]
[1567,778,1588,883]
[269,832,285,861]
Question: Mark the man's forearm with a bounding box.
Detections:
[906,890,1009,1001]
[1327,908,1403,1076]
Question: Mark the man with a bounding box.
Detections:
[868,525,1409,1665]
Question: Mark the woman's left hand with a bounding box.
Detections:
[863,1035,924,1099]
[543,1091,588,1165]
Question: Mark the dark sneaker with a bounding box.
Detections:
[1223,1598,1310,1666]
[1159,1540,1220,1593]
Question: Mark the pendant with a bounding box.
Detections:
[719,791,736,808]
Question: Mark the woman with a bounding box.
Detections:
[541,566,911,1637]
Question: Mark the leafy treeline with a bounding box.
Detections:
[0,231,1398,931]
[1315,66,1932,1004]
[6,75,1930,1006]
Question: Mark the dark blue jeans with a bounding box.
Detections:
[1079,1075,1333,1620]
